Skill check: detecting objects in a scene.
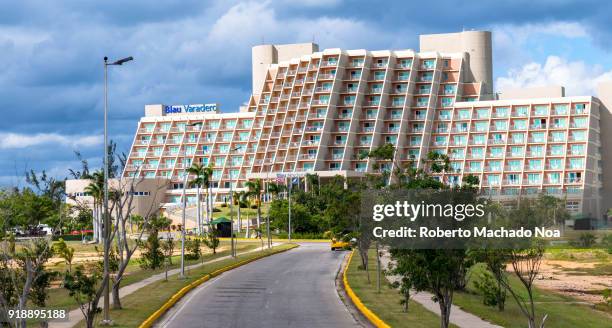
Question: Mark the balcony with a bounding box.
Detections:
[361,127,375,133]
[318,73,335,79]
[302,140,320,146]
[315,87,332,93]
[321,61,337,68]
[299,154,317,160]
[311,99,329,106]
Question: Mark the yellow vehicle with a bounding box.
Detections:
[330,238,351,251]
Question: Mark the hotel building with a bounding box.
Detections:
[67,30,612,221]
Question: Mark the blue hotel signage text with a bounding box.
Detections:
[164,104,217,114]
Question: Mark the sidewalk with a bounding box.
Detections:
[50,243,280,328]
[379,252,502,328]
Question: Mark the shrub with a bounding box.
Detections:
[139,230,164,269]
[250,204,258,209]
[185,237,202,260]
[601,234,612,254]
[203,228,220,254]
[212,207,221,212]
[572,232,597,248]
[474,270,506,311]
[220,203,228,208]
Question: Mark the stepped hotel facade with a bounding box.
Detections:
[66,30,612,221]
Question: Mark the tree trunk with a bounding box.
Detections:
[112,281,121,309]
[237,206,242,232]
[196,185,201,235]
[257,196,261,228]
[438,291,452,328]
[85,308,95,328]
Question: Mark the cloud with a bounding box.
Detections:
[0,133,102,150]
[496,55,612,96]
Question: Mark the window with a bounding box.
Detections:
[444,85,455,94]
[490,147,503,157]
[471,147,484,158]
[508,160,521,171]
[553,104,568,115]
[514,106,528,117]
[533,105,549,116]
[527,173,541,184]
[422,59,435,69]
[572,130,586,141]
[441,97,454,107]
[569,158,584,169]
[529,145,543,156]
[513,119,528,129]
[571,144,584,155]
[529,159,542,170]
[489,160,502,171]
[531,132,545,142]
[487,174,501,186]
[507,174,520,184]
[510,146,524,157]
[469,161,482,172]
[472,134,486,145]
[457,109,470,119]
[476,108,489,118]
[548,159,562,170]
[551,131,566,142]
[374,71,385,80]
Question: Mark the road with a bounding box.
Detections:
[156,243,361,328]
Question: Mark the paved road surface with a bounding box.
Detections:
[156,243,361,328]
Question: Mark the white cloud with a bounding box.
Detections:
[207,1,392,51]
[496,55,612,96]
[491,21,589,71]
[0,133,102,150]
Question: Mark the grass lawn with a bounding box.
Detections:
[75,244,296,328]
[346,249,449,328]
[452,263,611,328]
[44,240,261,310]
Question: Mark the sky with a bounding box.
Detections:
[1,0,612,187]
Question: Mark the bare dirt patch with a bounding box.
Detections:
[531,259,611,304]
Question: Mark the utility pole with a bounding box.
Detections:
[102,55,133,325]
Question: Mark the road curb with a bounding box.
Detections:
[138,244,299,328]
[343,250,391,328]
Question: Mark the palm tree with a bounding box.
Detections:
[233,190,247,232]
[305,173,319,194]
[202,164,214,225]
[188,163,206,234]
[84,171,104,243]
[267,182,286,200]
[245,179,263,228]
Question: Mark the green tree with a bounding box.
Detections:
[188,163,212,234]
[63,266,102,328]
[245,179,263,228]
[53,238,75,272]
[186,237,202,260]
[202,226,220,254]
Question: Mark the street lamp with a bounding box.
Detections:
[229,146,241,258]
[180,122,201,278]
[102,55,133,325]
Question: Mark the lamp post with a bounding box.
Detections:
[229,146,241,258]
[180,122,200,278]
[102,55,133,325]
